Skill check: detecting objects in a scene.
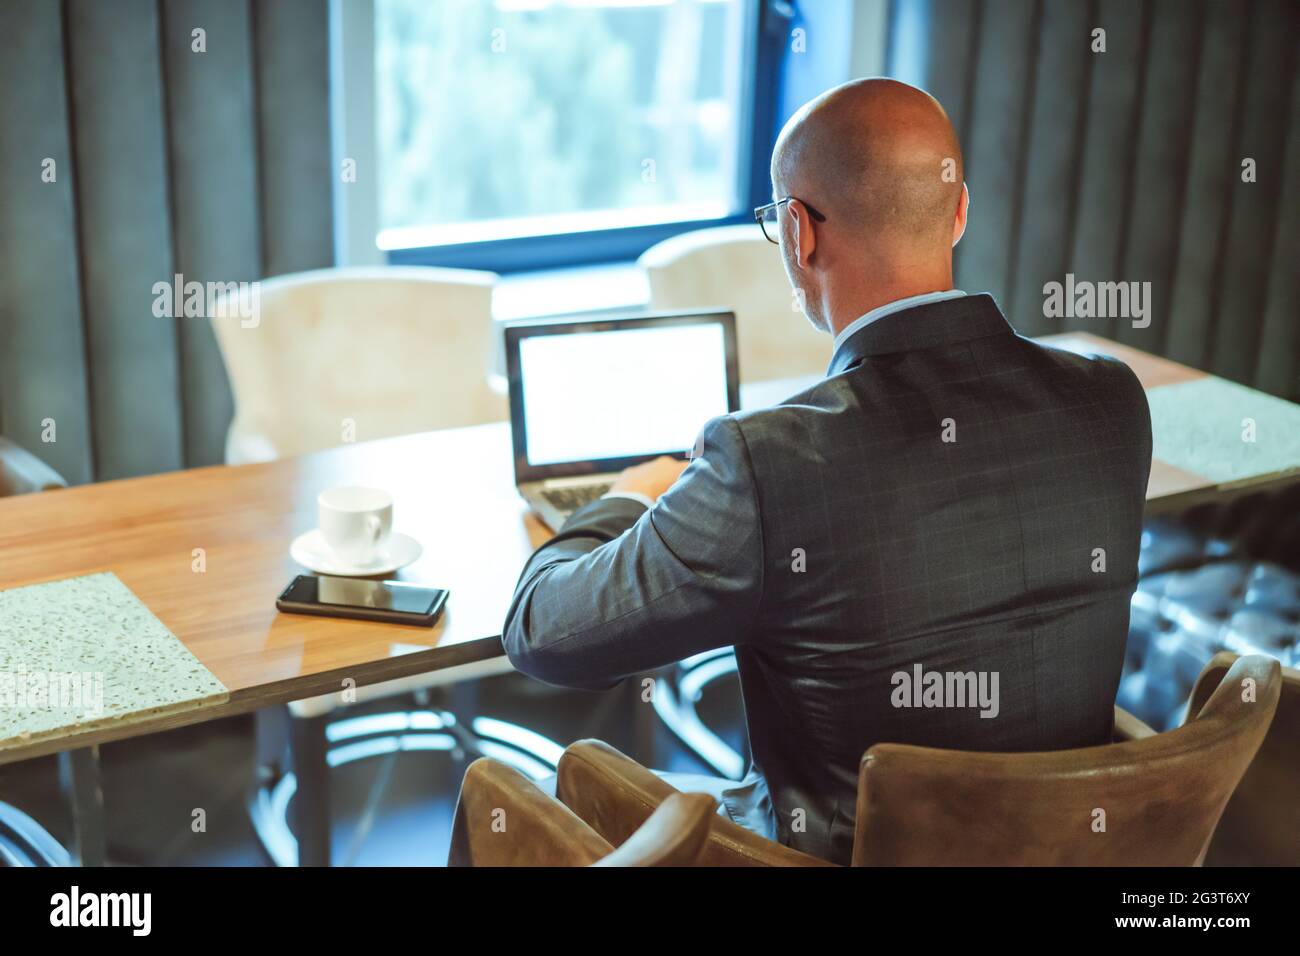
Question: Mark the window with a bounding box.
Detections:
[373,0,772,269]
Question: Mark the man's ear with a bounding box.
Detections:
[789,199,818,267]
[952,183,970,247]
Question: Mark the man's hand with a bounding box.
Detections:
[610,455,689,503]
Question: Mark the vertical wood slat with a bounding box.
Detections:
[254,0,335,278]
[66,0,183,480]
[1116,0,1203,351]
[1066,0,1150,336]
[1157,1,1250,370]
[0,0,94,484]
[953,0,1040,308]
[1253,62,1300,402]
[1207,0,1298,386]
[160,0,259,468]
[1008,0,1095,335]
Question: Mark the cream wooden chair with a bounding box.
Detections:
[209,266,543,866]
[638,224,829,383]
[210,265,505,464]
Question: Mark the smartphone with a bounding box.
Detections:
[276,574,448,627]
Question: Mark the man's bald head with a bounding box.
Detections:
[772,78,964,253]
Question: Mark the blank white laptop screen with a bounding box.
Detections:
[519,323,730,467]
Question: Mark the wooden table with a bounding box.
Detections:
[0,423,548,767]
[1041,333,1300,512]
[1,342,1298,769]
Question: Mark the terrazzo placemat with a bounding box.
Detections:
[0,572,229,751]
[1145,377,1300,484]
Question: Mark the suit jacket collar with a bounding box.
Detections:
[826,293,1013,376]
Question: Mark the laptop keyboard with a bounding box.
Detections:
[540,482,614,516]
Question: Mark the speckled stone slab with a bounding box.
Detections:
[0,572,228,752]
[1146,377,1300,484]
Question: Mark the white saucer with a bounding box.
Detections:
[290,529,423,577]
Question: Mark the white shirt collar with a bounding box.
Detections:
[831,289,967,356]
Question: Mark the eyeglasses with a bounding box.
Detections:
[754,196,827,244]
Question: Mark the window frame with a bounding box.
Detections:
[375,0,796,274]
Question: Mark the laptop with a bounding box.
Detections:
[505,310,740,530]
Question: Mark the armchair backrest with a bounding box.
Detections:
[1190,651,1300,865]
[449,756,716,867]
[209,266,504,463]
[852,655,1281,865]
[639,225,828,382]
[0,437,68,496]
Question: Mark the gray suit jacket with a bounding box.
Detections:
[502,293,1153,864]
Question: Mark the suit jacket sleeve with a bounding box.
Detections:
[501,415,764,690]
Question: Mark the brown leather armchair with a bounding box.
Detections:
[1190,651,1300,866]
[557,655,1280,866]
[558,740,832,866]
[0,437,67,496]
[447,757,718,866]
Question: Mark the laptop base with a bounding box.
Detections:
[520,475,617,531]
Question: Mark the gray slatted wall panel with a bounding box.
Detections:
[254,0,335,277]
[911,0,980,307]
[1116,0,1203,351]
[160,0,259,468]
[898,0,1299,398]
[1254,62,1300,402]
[894,1,1300,392]
[1066,0,1150,337]
[0,0,95,484]
[904,0,981,147]
[66,0,183,480]
[1008,0,1095,335]
[953,0,1040,309]
[1207,0,1298,386]
[1164,0,1250,370]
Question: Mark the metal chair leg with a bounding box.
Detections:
[0,801,72,867]
[249,702,564,866]
[651,651,746,780]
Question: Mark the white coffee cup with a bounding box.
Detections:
[318,486,394,566]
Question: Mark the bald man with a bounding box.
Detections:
[502,79,1152,864]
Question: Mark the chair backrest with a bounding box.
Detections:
[557,739,833,866]
[593,789,718,868]
[448,757,716,867]
[210,266,505,464]
[638,225,828,383]
[853,655,1281,866]
[0,437,67,496]
[1190,651,1300,866]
